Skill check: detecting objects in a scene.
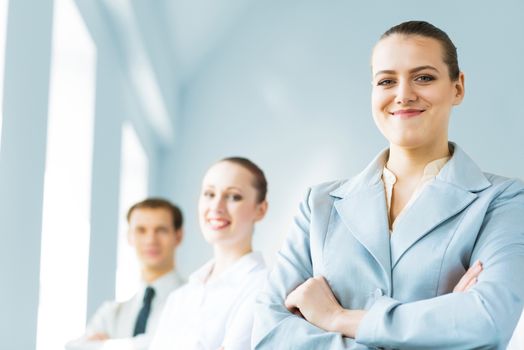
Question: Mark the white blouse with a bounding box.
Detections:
[149,252,267,350]
[382,155,450,232]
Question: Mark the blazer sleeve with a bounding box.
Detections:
[356,179,524,349]
[252,188,359,349]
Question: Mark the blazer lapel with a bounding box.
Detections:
[390,143,491,268]
[329,143,491,280]
[331,149,392,284]
[390,181,477,268]
[333,184,392,282]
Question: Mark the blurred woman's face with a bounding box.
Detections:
[198,161,267,250]
[371,34,464,150]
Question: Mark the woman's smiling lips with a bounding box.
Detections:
[207,217,231,230]
[390,108,426,118]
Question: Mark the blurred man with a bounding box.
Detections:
[66,198,185,350]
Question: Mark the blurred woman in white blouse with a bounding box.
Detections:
[150,157,268,350]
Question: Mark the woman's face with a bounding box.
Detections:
[198,161,267,250]
[371,34,465,150]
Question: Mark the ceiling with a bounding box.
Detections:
[74,0,256,145]
[100,0,255,85]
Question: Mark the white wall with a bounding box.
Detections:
[160,0,524,276]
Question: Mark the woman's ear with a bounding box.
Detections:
[255,200,268,222]
[452,72,465,105]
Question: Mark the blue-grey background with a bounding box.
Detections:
[1,0,523,348]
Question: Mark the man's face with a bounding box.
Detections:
[128,207,182,272]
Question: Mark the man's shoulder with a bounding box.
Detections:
[91,298,128,318]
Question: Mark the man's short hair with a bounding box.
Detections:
[127,198,183,230]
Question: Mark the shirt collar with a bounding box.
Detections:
[382,154,451,186]
[138,269,184,301]
[330,142,491,199]
[189,251,265,287]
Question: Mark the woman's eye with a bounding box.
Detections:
[227,194,243,201]
[377,79,394,86]
[203,191,214,198]
[415,75,435,82]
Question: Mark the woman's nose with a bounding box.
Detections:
[210,196,226,212]
[395,81,417,105]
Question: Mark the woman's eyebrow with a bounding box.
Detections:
[374,69,395,78]
[374,65,439,78]
[410,65,439,74]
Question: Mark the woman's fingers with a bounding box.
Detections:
[453,260,483,292]
[284,289,298,311]
[464,276,478,291]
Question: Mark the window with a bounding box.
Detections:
[0,0,9,148]
[115,121,149,302]
[36,0,96,349]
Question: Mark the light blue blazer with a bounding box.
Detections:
[253,144,524,349]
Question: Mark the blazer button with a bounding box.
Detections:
[374,288,384,298]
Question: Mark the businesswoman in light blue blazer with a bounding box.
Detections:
[253,20,524,349]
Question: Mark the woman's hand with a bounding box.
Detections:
[285,276,342,332]
[453,260,483,292]
[284,261,482,338]
[285,276,364,337]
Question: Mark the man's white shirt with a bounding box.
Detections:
[65,270,185,350]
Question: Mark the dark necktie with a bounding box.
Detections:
[133,286,156,336]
